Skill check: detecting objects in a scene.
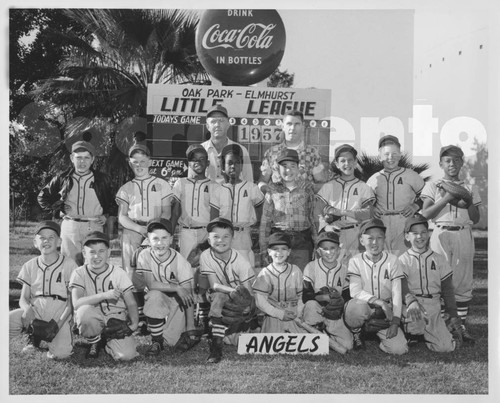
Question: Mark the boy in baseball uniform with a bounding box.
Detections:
[38,140,116,265]
[315,144,375,256]
[200,217,258,363]
[420,145,481,342]
[253,232,307,334]
[136,218,200,355]
[259,149,317,271]
[69,231,139,361]
[344,218,408,355]
[218,143,264,269]
[399,214,463,352]
[116,141,172,329]
[170,144,220,332]
[367,135,424,256]
[302,231,353,353]
[9,221,77,359]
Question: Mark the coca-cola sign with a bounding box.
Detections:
[196,10,286,86]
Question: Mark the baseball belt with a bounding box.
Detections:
[333,223,359,231]
[415,294,434,299]
[269,300,298,309]
[64,216,99,223]
[133,220,149,226]
[34,294,68,302]
[380,211,401,216]
[436,224,469,231]
[182,225,205,230]
[232,226,248,232]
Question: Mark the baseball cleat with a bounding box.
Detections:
[461,325,476,344]
[174,330,202,353]
[85,342,101,359]
[146,340,164,356]
[352,332,366,351]
[206,337,223,363]
[22,334,41,353]
[406,334,421,348]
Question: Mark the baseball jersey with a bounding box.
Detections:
[253,263,303,304]
[262,141,322,184]
[136,248,194,287]
[303,258,348,294]
[17,254,77,299]
[69,264,134,315]
[65,172,103,218]
[218,181,264,227]
[316,177,375,224]
[201,139,253,184]
[116,176,172,221]
[399,249,452,296]
[172,177,220,227]
[367,168,424,212]
[199,248,255,289]
[421,179,481,226]
[347,251,404,317]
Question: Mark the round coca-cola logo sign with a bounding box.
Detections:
[196,10,286,86]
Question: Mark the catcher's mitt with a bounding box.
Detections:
[438,180,473,209]
[321,288,345,320]
[364,306,391,333]
[222,287,256,326]
[102,318,133,339]
[323,206,342,224]
[28,319,59,342]
[447,316,463,349]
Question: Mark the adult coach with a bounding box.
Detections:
[201,104,253,184]
[38,140,116,265]
[258,109,328,194]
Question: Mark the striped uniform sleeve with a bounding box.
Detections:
[199,250,215,276]
[68,268,85,290]
[251,183,265,207]
[347,257,376,303]
[116,267,134,293]
[315,181,332,205]
[115,183,130,206]
[302,261,316,302]
[171,178,183,203]
[471,184,482,206]
[161,179,173,202]
[234,256,255,286]
[175,253,195,286]
[209,182,221,210]
[16,261,32,287]
[136,249,151,275]
[389,259,404,322]
[409,170,425,195]
[360,183,376,207]
[420,181,437,202]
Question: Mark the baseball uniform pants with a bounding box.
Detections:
[403,295,455,352]
[9,298,73,359]
[261,300,306,333]
[380,214,407,256]
[303,300,353,351]
[61,218,103,266]
[121,228,147,290]
[232,228,255,269]
[74,305,139,361]
[430,226,474,303]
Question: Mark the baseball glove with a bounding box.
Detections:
[364,306,391,333]
[323,206,342,224]
[222,286,256,326]
[438,180,473,209]
[321,288,345,320]
[28,319,59,342]
[447,316,463,349]
[102,318,133,339]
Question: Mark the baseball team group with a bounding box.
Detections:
[9,104,481,364]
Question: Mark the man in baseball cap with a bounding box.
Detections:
[201,104,253,183]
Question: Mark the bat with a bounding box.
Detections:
[213,283,236,294]
[294,318,348,355]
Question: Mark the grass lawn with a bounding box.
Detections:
[8,222,489,395]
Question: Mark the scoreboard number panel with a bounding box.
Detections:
[238,125,283,143]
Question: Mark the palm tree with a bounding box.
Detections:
[32,9,209,187]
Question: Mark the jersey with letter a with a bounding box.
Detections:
[199,249,255,288]
[303,258,348,295]
[218,181,264,227]
[136,248,194,286]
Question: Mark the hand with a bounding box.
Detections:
[103,288,122,301]
[372,205,384,219]
[176,286,195,307]
[95,215,107,225]
[282,309,297,321]
[385,323,399,339]
[127,322,138,332]
[406,300,428,322]
[401,203,419,217]
[373,299,393,321]
[325,206,342,217]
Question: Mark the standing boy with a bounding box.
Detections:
[9,221,77,359]
[420,145,481,342]
[259,149,317,271]
[253,232,306,333]
[399,214,463,351]
[199,218,257,364]
[38,140,115,265]
[315,144,375,256]
[69,231,139,361]
[344,219,408,355]
[302,231,353,353]
[136,218,200,355]
[218,143,264,268]
[116,141,172,326]
[367,135,424,256]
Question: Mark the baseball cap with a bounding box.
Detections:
[207,217,234,233]
[83,231,110,248]
[186,144,208,160]
[359,218,386,235]
[128,142,150,157]
[439,145,464,158]
[334,144,358,160]
[316,231,340,247]
[71,140,96,156]
[220,144,242,159]
[404,214,429,233]
[277,149,299,164]
[267,232,291,248]
[378,135,401,149]
[146,218,173,235]
[206,104,229,118]
[35,220,61,237]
